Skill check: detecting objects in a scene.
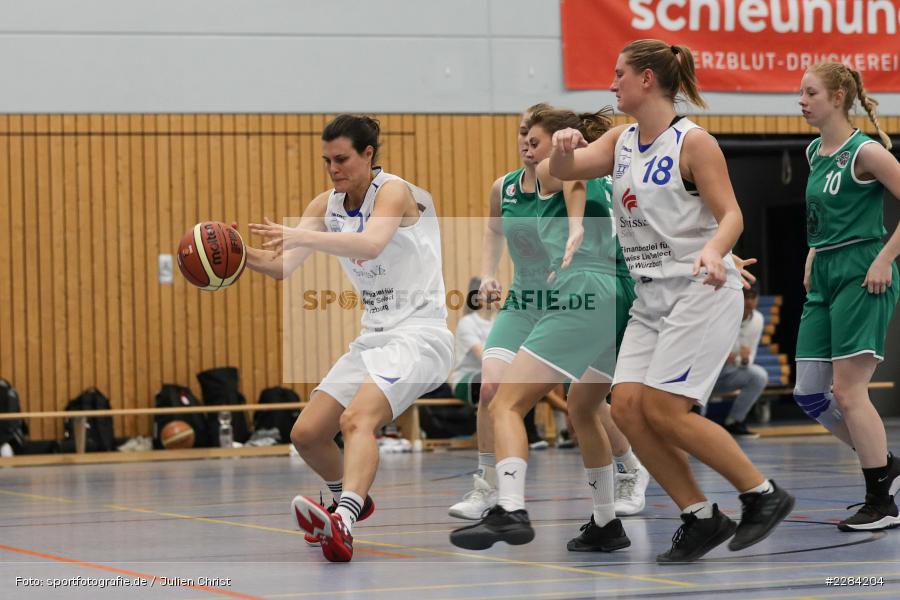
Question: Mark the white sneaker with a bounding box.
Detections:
[614,464,650,516]
[448,474,498,520]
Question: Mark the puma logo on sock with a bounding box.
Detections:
[503,470,517,479]
[588,480,597,489]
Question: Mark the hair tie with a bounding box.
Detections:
[671,45,679,55]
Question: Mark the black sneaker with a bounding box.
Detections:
[838,494,900,532]
[567,516,631,552]
[449,505,535,550]
[724,421,760,439]
[656,504,736,563]
[729,480,794,551]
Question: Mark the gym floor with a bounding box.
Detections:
[2,421,899,599]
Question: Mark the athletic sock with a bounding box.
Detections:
[743,479,774,495]
[863,462,891,499]
[614,447,642,473]
[325,479,343,504]
[682,501,713,519]
[496,457,527,512]
[335,491,365,533]
[585,464,616,526]
[477,452,497,487]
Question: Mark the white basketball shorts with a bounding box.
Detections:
[612,278,742,405]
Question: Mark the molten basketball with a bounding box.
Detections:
[160,420,195,449]
[177,222,246,291]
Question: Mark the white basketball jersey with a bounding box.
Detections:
[324,169,448,330]
[611,118,740,289]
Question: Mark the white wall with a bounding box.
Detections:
[1,0,897,114]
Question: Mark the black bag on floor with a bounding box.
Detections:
[0,378,27,452]
[154,384,212,448]
[255,387,301,443]
[197,367,250,443]
[63,388,116,452]
[418,404,477,439]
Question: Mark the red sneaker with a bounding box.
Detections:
[292,495,353,562]
[301,494,375,546]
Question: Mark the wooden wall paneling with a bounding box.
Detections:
[20,116,43,435]
[141,114,161,434]
[206,114,227,374]
[87,115,109,417]
[167,115,188,389]
[256,115,280,400]
[112,115,135,433]
[266,115,288,394]
[291,115,312,392]
[194,115,214,385]
[127,114,149,420]
[0,117,13,404]
[155,115,175,390]
[245,114,265,398]
[100,115,122,434]
[34,116,55,436]
[178,114,203,391]
[75,115,95,395]
[7,116,28,420]
[229,114,250,393]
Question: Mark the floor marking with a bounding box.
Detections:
[0,489,76,503]
[0,543,263,599]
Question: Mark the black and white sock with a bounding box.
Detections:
[335,491,365,533]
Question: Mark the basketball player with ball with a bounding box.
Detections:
[246,114,453,562]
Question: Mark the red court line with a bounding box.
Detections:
[0,543,263,600]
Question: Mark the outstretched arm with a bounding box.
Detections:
[250,180,411,261]
[243,191,328,280]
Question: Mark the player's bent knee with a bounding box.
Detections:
[291,421,328,451]
[610,393,642,433]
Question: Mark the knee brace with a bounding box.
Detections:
[794,361,844,430]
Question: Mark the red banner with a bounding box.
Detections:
[562,0,900,92]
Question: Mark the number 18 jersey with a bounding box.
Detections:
[611,117,740,289]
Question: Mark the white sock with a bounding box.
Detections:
[614,447,642,473]
[743,479,774,495]
[325,478,343,504]
[477,452,497,487]
[335,491,365,533]
[496,457,527,512]
[585,465,616,526]
[682,501,713,519]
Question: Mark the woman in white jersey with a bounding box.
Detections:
[247,114,453,563]
[794,63,900,531]
[549,39,794,563]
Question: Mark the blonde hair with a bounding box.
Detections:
[526,106,614,144]
[621,39,707,109]
[807,62,891,149]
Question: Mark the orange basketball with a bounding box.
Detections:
[160,420,195,449]
[177,222,246,291]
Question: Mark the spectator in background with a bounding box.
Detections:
[710,285,767,438]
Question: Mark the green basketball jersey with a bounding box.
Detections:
[536,176,617,276]
[590,177,631,277]
[805,130,887,249]
[500,168,551,292]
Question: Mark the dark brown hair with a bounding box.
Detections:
[322,114,382,163]
[525,106,613,143]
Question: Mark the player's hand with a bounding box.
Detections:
[552,128,589,155]
[863,257,893,294]
[479,276,503,307]
[694,246,727,290]
[560,223,584,270]
[731,254,757,290]
[249,217,303,257]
